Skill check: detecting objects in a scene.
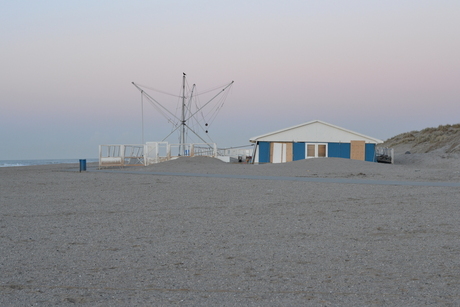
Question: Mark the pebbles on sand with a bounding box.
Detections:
[1,156,459,306]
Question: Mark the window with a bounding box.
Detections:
[318,144,326,157]
[305,143,328,158]
[307,144,316,157]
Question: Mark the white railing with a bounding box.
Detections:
[99,142,254,167]
[144,142,169,165]
[217,147,253,157]
[144,142,218,165]
[216,146,254,163]
[99,144,145,168]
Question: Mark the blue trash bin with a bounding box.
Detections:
[79,159,86,172]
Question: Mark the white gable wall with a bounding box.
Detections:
[250,121,382,144]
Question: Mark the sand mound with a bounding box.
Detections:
[151,156,226,167]
[128,154,460,182]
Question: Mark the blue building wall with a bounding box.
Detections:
[257,141,377,162]
[257,141,271,163]
[328,142,351,159]
[293,142,305,161]
[365,143,376,162]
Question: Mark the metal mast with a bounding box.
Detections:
[180,73,186,156]
[132,75,234,152]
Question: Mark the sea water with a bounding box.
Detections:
[0,159,98,167]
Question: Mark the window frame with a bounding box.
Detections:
[305,143,328,158]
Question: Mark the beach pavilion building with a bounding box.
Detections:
[249,120,383,163]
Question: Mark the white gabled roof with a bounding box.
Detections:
[249,120,383,144]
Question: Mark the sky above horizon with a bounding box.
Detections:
[1,1,459,159]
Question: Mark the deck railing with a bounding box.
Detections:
[99,142,254,167]
[99,144,145,168]
[143,142,218,165]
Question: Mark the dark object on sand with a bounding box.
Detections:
[79,159,86,172]
[405,151,411,154]
[376,154,392,163]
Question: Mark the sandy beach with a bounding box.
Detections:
[1,156,459,306]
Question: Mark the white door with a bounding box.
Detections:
[271,143,285,163]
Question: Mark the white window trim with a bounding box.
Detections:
[305,143,328,158]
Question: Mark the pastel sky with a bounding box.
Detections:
[1,1,459,159]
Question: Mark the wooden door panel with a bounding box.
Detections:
[350,140,365,161]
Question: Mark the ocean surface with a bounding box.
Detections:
[0,159,99,168]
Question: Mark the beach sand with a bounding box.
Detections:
[1,156,459,306]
